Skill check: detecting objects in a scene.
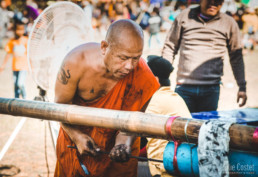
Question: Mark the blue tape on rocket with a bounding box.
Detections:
[163,142,199,176]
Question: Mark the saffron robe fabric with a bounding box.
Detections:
[54,59,160,177]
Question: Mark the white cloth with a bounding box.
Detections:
[198,120,233,177]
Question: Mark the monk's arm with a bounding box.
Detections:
[61,123,97,156]
[55,52,98,156]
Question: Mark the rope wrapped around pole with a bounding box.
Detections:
[0,97,257,152]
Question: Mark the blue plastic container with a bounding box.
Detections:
[163,142,258,177]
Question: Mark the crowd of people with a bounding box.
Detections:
[1,0,258,50]
[0,0,258,177]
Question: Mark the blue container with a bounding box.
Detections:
[191,108,258,125]
[163,142,258,177]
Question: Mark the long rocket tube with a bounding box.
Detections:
[0,97,257,152]
[0,97,169,138]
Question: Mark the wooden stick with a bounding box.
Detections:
[0,98,169,138]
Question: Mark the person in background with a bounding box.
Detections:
[82,0,93,24]
[145,55,192,177]
[148,7,162,48]
[162,0,247,112]
[128,1,140,21]
[171,1,187,20]
[233,4,245,30]
[242,7,258,52]
[0,0,9,48]
[113,2,127,21]
[137,1,150,30]
[0,21,28,99]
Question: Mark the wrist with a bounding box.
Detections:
[239,86,246,92]
[115,132,135,146]
[61,123,82,143]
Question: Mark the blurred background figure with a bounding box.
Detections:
[220,0,237,15]
[233,4,245,30]
[113,2,129,21]
[26,0,38,9]
[0,0,9,48]
[128,1,140,21]
[172,0,187,20]
[242,7,258,52]
[137,1,150,30]
[148,7,162,48]
[0,21,28,99]
[82,0,93,24]
[12,0,39,36]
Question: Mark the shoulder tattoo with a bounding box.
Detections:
[57,63,71,85]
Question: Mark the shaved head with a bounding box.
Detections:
[105,19,144,48]
[100,19,144,80]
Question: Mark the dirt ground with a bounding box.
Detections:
[0,30,257,177]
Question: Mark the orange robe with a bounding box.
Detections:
[54,59,160,177]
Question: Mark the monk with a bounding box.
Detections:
[54,19,160,177]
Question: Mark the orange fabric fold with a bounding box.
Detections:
[54,59,160,177]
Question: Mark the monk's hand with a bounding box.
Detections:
[61,123,98,156]
[109,132,136,162]
[237,91,247,107]
[75,134,98,156]
[109,144,131,162]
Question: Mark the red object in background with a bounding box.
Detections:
[139,146,147,159]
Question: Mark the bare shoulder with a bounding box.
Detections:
[63,42,100,68]
[57,42,100,85]
[55,42,101,103]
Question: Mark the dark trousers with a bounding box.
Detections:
[175,84,220,113]
[13,71,27,99]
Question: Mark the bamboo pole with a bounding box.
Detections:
[0,97,257,152]
[170,118,258,152]
[0,97,169,138]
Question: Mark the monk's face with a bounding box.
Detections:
[102,36,143,79]
[200,0,224,17]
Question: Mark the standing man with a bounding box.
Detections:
[54,19,160,177]
[162,0,247,112]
